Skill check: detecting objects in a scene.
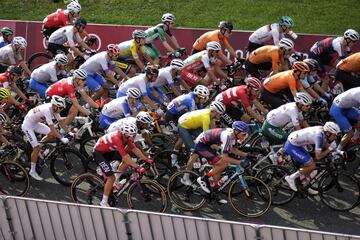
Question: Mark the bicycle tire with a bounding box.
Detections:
[229,176,271,217]
[79,135,100,172]
[28,52,53,71]
[50,147,87,186]
[0,161,30,196]
[70,172,104,205]
[344,145,360,175]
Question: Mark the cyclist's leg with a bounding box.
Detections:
[94,150,115,206]
[284,140,314,176]
[144,44,160,64]
[261,120,289,144]
[29,79,49,98]
[330,104,354,148]
[86,73,106,100]
[178,126,196,151]
[244,59,261,78]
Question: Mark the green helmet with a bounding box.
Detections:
[279,16,294,28]
[1,27,13,35]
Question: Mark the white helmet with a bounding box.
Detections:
[279,38,294,50]
[210,101,226,114]
[206,41,221,51]
[54,54,68,65]
[344,29,359,41]
[136,111,153,124]
[194,85,210,99]
[161,13,176,23]
[67,1,81,13]
[170,59,185,70]
[13,36,27,49]
[294,92,312,106]
[51,95,66,108]
[126,87,142,99]
[323,122,341,135]
[121,123,138,137]
[73,69,87,79]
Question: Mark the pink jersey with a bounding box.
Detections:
[94,130,135,156]
[219,85,254,108]
[46,77,77,99]
[43,9,70,29]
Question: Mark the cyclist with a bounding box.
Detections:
[116,30,154,76]
[335,52,360,91]
[0,113,11,145]
[329,87,360,149]
[247,16,297,52]
[215,77,267,125]
[0,36,31,76]
[192,21,237,65]
[178,101,226,151]
[261,61,310,109]
[284,122,342,192]
[0,27,14,48]
[21,95,68,180]
[0,87,26,111]
[94,123,153,207]
[99,88,142,129]
[245,38,294,78]
[29,54,68,98]
[144,13,181,64]
[42,1,82,39]
[181,41,227,88]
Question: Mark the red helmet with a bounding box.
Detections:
[245,77,262,90]
[107,44,120,54]
[292,61,310,73]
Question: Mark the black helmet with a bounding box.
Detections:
[219,21,233,32]
[75,17,87,28]
[6,65,22,76]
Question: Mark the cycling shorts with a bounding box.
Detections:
[330,104,360,133]
[308,52,337,78]
[179,69,202,86]
[284,140,312,165]
[86,72,106,91]
[144,43,161,59]
[47,43,68,55]
[22,122,51,148]
[260,120,289,144]
[29,79,49,98]
[99,113,119,130]
[193,142,221,164]
[114,58,132,74]
[93,150,122,177]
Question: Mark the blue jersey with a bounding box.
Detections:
[0,37,9,48]
[167,92,202,115]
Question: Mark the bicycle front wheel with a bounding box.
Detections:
[0,161,30,196]
[70,173,104,205]
[127,179,167,213]
[229,176,271,217]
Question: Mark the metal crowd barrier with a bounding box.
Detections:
[0,196,359,240]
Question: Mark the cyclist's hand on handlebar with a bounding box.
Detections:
[137,167,146,174]
[246,152,258,160]
[146,158,154,165]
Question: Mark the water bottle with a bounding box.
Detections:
[113,179,127,193]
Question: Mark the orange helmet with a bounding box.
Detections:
[292,61,310,73]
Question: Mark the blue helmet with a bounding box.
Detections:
[232,121,249,133]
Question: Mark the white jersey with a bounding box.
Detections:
[80,51,115,75]
[101,96,134,118]
[23,103,61,126]
[107,117,137,133]
[310,37,349,58]
[117,74,148,96]
[150,66,174,88]
[333,87,360,108]
[267,102,303,128]
[0,44,22,65]
[249,23,284,45]
[30,61,60,83]
[288,126,324,151]
[48,26,81,47]
[195,128,235,153]
[184,50,212,69]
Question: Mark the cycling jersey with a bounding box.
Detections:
[0,37,10,49]
[310,37,348,58]
[216,85,255,108]
[249,23,285,46]
[195,128,235,153]
[267,102,303,127]
[184,50,212,70]
[167,92,201,115]
[46,77,77,99]
[31,61,60,83]
[263,70,301,94]
[43,9,70,29]
[336,52,360,72]
[0,44,22,66]
[287,126,324,151]
[333,87,360,108]
[95,130,135,156]
[192,30,230,51]
[80,51,116,75]
[178,108,214,131]
[150,66,175,88]
[145,24,172,44]
[101,96,135,119]
[48,25,82,48]
[249,45,283,72]
[0,72,12,88]
[117,74,148,97]
[116,40,146,59]
[107,117,137,133]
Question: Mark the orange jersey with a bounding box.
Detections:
[249,45,283,72]
[263,70,302,94]
[192,30,230,51]
[337,52,360,73]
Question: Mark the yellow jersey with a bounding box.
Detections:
[178,109,214,130]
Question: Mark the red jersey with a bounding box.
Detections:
[219,85,255,108]
[94,130,135,156]
[43,9,70,29]
[46,77,76,99]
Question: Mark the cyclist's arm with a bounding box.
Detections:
[170,85,181,97]
[78,40,93,52]
[150,88,166,105]
[143,96,158,111]
[245,105,264,123]
[5,96,21,108]
[79,90,99,109]
[113,67,128,81]
[218,51,232,65]
[134,58,145,72]
[70,46,86,58]
[179,79,191,92]
[10,83,28,102]
[229,148,248,158]
[206,67,220,84]
[315,148,331,160]
[70,96,91,116]
[313,82,326,95]
[105,72,119,86]
[169,35,180,49]
[226,44,237,60]
[299,119,309,128]
[162,41,175,53]
[253,99,268,115]
[19,61,31,76]
[142,51,155,65]
[0,134,10,145]
[306,86,321,99]
[49,124,63,140]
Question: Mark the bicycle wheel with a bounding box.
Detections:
[229,176,271,217]
[79,135,99,172]
[28,52,53,71]
[167,170,206,211]
[70,173,104,205]
[50,148,87,186]
[344,145,360,175]
[127,179,167,212]
[319,172,360,211]
[151,133,176,150]
[255,165,295,205]
[0,161,30,196]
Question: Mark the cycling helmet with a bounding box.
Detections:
[73,69,87,79]
[132,30,147,39]
[323,122,341,135]
[279,16,294,28]
[136,111,153,124]
[121,123,138,137]
[126,87,142,99]
[13,36,27,49]
[294,92,312,106]
[74,17,87,28]
[107,44,120,54]
[145,64,159,76]
[1,27,13,35]
[210,101,226,114]
[219,21,233,32]
[51,95,66,108]
[6,65,22,76]
[303,58,320,71]
[161,13,176,23]
[292,61,310,73]
[0,112,7,123]
[67,1,81,13]
[232,121,249,133]
[206,41,221,51]
[279,38,294,50]
[0,88,11,99]
[170,59,185,70]
[194,85,210,98]
[245,77,262,91]
[54,54,69,65]
[290,52,306,61]
[344,29,360,42]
